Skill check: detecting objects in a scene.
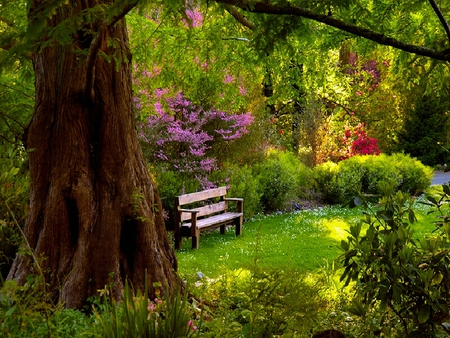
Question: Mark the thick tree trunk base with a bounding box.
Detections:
[7,2,178,308]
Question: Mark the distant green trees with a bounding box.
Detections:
[396,95,450,166]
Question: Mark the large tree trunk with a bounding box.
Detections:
[7,0,178,308]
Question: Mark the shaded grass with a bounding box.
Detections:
[177,200,438,280]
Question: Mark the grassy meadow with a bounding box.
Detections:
[177,199,437,281]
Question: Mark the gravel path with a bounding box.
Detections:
[432,171,450,185]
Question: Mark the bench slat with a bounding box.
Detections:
[180,201,227,221]
[182,212,243,230]
[176,187,227,205]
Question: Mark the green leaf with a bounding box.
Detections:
[443,184,450,196]
[393,283,402,304]
[432,272,443,285]
[348,298,366,317]
[5,304,17,317]
[341,239,350,251]
[427,195,438,205]
[349,224,361,239]
[418,305,430,324]
[408,209,416,224]
[9,167,19,176]
[397,226,406,243]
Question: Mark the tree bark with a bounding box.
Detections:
[7,0,178,308]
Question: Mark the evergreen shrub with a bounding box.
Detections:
[152,166,201,229]
[210,162,262,219]
[312,153,433,204]
[256,150,309,211]
[391,153,434,195]
[310,161,343,204]
[395,95,449,166]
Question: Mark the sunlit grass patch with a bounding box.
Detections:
[177,206,363,280]
[177,201,438,281]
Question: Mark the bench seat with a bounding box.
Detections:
[174,187,243,249]
[181,212,243,231]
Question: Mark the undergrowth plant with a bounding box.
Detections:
[192,265,331,337]
[94,277,200,338]
[340,182,450,337]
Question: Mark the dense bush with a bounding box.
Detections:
[308,161,342,204]
[312,153,433,204]
[193,267,329,337]
[390,153,435,195]
[255,149,310,212]
[210,162,263,219]
[1,277,94,337]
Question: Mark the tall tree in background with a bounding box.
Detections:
[2,0,178,308]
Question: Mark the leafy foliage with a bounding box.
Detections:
[0,146,29,281]
[340,182,450,337]
[255,149,310,212]
[0,276,94,337]
[396,94,450,166]
[312,153,433,204]
[193,267,329,337]
[94,279,198,338]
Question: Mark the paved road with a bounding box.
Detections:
[432,171,450,185]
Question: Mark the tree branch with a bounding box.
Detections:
[84,0,141,101]
[215,0,450,61]
[0,112,25,142]
[428,0,450,47]
[0,133,15,145]
[0,84,34,99]
[0,109,27,130]
[224,4,255,30]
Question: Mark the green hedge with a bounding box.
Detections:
[312,153,433,204]
[255,150,310,212]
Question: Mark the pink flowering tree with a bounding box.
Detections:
[139,89,254,190]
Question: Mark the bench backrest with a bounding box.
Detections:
[175,187,228,222]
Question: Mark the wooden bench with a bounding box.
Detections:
[174,187,243,249]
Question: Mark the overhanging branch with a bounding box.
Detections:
[224,4,255,30]
[428,0,450,47]
[0,111,25,142]
[215,0,450,62]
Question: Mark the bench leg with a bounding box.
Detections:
[175,229,182,250]
[235,216,243,236]
[220,224,226,234]
[192,227,200,249]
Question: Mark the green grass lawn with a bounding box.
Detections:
[1,194,444,338]
[177,199,438,281]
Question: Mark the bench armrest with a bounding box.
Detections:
[223,197,243,202]
[223,197,244,214]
